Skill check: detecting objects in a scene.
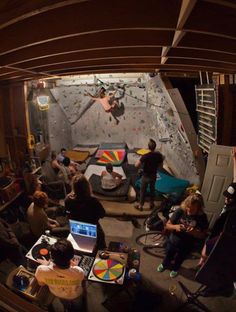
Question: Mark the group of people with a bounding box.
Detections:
[2,139,236,310]
[26,173,107,311]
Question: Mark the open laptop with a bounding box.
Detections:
[67,220,97,254]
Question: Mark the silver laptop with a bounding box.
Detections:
[67,220,97,254]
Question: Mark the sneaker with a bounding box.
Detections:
[157,264,165,272]
[170,270,178,278]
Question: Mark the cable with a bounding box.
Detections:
[96,78,194,117]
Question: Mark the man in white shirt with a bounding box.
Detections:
[35,238,85,311]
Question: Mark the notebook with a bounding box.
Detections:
[67,220,97,254]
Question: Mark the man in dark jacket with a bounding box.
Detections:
[135,139,164,210]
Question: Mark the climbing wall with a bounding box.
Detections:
[50,75,151,149]
[146,75,200,184]
[47,98,72,152]
[44,74,200,185]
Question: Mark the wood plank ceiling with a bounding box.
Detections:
[0,0,235,83]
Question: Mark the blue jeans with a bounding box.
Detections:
[162,240,191,271]
[139,175,156,206]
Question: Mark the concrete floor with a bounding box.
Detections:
[83,218,235,312]
[0,213,235,312]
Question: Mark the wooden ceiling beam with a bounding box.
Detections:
[161,0,197,65]
[11,48,163,68]
[0,1,89,30]
[28,57,162,71]
[204,0,236,9]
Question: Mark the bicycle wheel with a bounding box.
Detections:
[135,232,166,248]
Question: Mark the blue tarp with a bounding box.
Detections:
[135,171,189,201]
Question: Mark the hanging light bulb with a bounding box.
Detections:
[36,80,49,111]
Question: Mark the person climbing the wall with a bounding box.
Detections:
[85,87,120,125]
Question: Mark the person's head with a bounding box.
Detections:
[33,191,48,208]
[50,239,74,269]
[51,151,57,160]
[72,173,91,198]
[106,163,113,173]
[63,156,71,167]
[99,87,106,97]
[223,183,236,206]
[61,148,66,156]
[181,193,204,215]
[148,139,156,151]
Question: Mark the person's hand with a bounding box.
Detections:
[186,226,194,233]
[53,220,60,227]
[37,257,50,266]
[70,257,79,266]
[175,224,186,232]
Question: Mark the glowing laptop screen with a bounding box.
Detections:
[69,220,97,238]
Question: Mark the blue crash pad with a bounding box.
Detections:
[135,171,189,201]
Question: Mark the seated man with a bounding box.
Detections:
[57,148,67,164]
[101,163,123,190]
[35,238,85,312]
[62,157,78,182]
[27,191,68,238]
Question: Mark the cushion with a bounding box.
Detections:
[99,142,127,150]
[135,171,189,201]
[89,174,130,197]
[73,144,98,156]
[127,152,140,165]
[136,149,150,155]
[96,150,126,166]
[65,150,89,162]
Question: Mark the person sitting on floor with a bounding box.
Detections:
[65,173,106,249]
[62,157,78,181]
[101,163,123,190]
[134,139,164,211]
[51,151,63,174]
[27,191,67,239]
[157,193,208,278]
[35,238,85,312]
[57,148,67,164]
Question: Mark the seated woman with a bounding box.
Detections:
[101,163,122,190]
[157,193,209,277]
[65,173,106,249]
[27,191,68,239]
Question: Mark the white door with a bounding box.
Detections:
[201,144,233,228]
